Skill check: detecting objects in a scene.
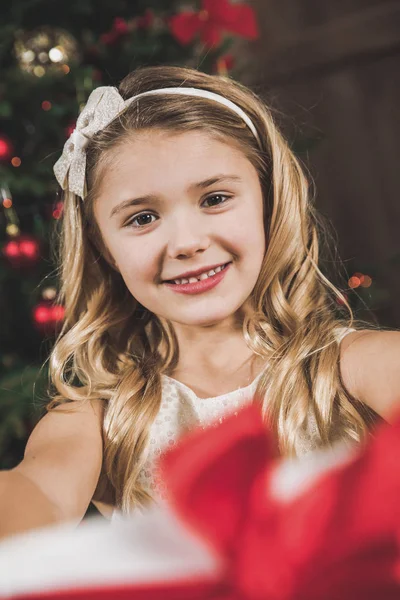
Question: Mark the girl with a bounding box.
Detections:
[1,65,399,537]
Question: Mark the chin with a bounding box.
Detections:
[170,309,240,329]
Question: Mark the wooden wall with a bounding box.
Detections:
[238,0,400,327]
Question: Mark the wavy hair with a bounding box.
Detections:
[47,65,378,513]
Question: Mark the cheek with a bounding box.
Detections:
[229,209,266,258]
[113,243,158,286]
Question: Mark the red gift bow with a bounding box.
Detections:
[169,0,259,47]
[8,404,400,600]
[162,404,400,600]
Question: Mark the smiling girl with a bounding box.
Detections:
[1,65,399,536]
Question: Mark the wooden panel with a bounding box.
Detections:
[254,1,400,81]
[238,0,400,325]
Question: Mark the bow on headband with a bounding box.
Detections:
[53,87,128,199]
[53,84,261,200]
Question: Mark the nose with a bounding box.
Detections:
[166,213,210,260]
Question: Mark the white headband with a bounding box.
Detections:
[53,85,261,200]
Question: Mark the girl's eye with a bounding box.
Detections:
[202,194,230,208]
[125,213,156,228]
[124,194,231,229]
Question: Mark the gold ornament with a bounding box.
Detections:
[14,27,80,76]
[42,287,57,301]
[6,223,19,237]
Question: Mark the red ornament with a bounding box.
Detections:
[0,135,12,161]
[52,200,64,220]
[348,275,361,289]
[32,300,65,333]
[100,17,129,46]
[169,0,259,47]
[2,234,40,269]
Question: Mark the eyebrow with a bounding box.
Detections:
[109,174,243,219]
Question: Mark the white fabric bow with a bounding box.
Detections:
[53,86,128,199]
[53,84,261,200]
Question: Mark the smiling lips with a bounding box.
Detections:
[164,262,230,284]
[163,263,231,295]
[167,263,229,285]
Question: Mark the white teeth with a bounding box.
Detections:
[172,263,227,285]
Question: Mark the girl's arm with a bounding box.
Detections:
[340,330,400,423]
[0,399,104,540]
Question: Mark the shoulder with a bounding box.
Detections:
[339,329,400,422]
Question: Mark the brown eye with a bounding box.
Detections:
[125,213,157,228]
[202,194,230,208]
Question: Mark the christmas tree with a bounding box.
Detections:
[0,0,259,469]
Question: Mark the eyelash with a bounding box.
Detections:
[123,194,232,229]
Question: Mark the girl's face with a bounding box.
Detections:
[94,129,266,330]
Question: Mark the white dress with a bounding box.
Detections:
[135,327,356,501]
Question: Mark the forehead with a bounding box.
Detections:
[97,129,254,198]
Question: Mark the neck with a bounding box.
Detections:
[156,303,262,377]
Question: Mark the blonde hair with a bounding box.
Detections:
[47,65,378,512]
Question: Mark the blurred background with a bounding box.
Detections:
[0,0,399,474]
